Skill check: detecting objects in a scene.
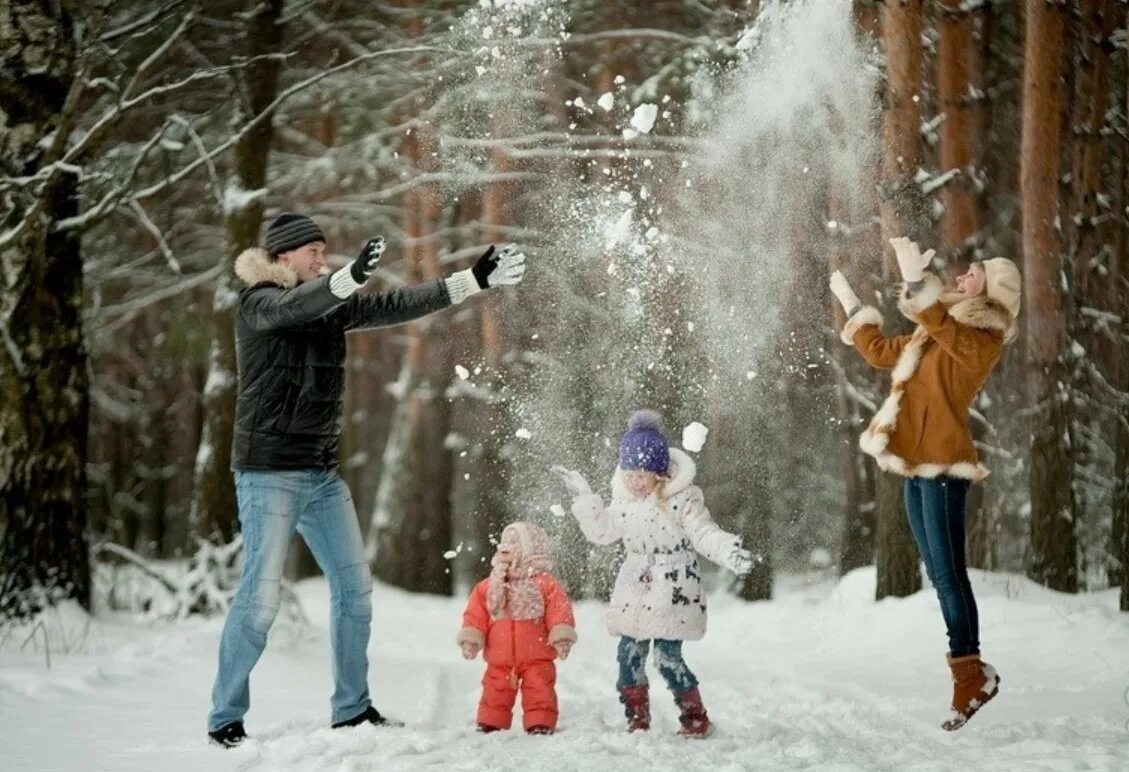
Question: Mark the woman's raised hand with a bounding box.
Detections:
[889,237,935,283]
[829,270,861,315]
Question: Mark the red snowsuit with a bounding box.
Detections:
[458,574,576,730]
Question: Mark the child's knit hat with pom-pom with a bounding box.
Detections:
[618,409,670,475]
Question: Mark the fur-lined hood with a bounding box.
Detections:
[610,446,697,500]
[234,246,299,288]
[897,274,1016,343]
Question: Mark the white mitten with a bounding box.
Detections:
[550,465,593,498]
[487,244,526,287]
[889,237,935,283]
[727,543,755,576]
[829,271,861,315]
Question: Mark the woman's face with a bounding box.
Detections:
[956,263,986,297]
[624,470,662,499]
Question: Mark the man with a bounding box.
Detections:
[207,212,525,747]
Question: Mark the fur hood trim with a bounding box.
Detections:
[234,246,299,288]
[898,272,1015,343]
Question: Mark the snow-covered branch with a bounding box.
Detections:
[128,45,454,207]
[916,167,960,196]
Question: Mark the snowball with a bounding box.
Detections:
[454,365,470,380]
[515,428,532,439]
[597,92,615,111]
[549,504,567,518]
[443,550,458,559]
[629,103,659,134]
[809,547,833,569]
[682,422,709,453]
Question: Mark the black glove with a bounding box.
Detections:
[470,245,498,290]
[350,237,385,283]
[470,244,526,289]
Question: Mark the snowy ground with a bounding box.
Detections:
[3,569,1129,772]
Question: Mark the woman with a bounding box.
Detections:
[829,237,1021,731]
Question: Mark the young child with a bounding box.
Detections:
[457,521,577,735]
[551,410,753,738]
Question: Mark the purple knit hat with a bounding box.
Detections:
[618,410,670,474]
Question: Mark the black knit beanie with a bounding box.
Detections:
[264,213,326,257]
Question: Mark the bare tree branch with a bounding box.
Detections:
[127,45,455,206]
[127,200,181,275]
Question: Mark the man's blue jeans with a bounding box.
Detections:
[208,470,373,731]
[903,475,979,657]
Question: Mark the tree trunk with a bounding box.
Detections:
[828,163,877,575]
[1022,0,1077,592]
[190,0,285,543]
[736,451,773,601]
[937,0,997,569]
[1115,39,1129,611]
[1064,0,1119,588]
[467,117,516,584]
[370,122,455,595]
[937,0,978,258]
[0,1,92,619]
[875,0,926,600]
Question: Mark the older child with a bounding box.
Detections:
[458,521,577,735]
[552,410,753,738]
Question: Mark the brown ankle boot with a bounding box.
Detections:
[673,687,713,738]
[618,684,650,732]
[942,653,1000,731]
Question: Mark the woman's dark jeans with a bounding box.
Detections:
[903,475,980,657]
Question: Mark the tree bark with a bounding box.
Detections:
[0,0,92,618]
[1022,0,1077,592]
[1065,0,1120,588]
[1115,34,1129,610]
[934,5,983,556]
[190,0,285,543]
[937,0,978,258]
[875,0,926,600]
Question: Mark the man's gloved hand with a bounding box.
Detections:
[889,237,935,284]
[350,237,386,283]
[461,641,481,660]
[553,640,573,661]
[550,465,593,498]
[471,244,526,289]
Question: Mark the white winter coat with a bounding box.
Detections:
[570,448,739,641]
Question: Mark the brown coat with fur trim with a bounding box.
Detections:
[839,273,1011,481]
